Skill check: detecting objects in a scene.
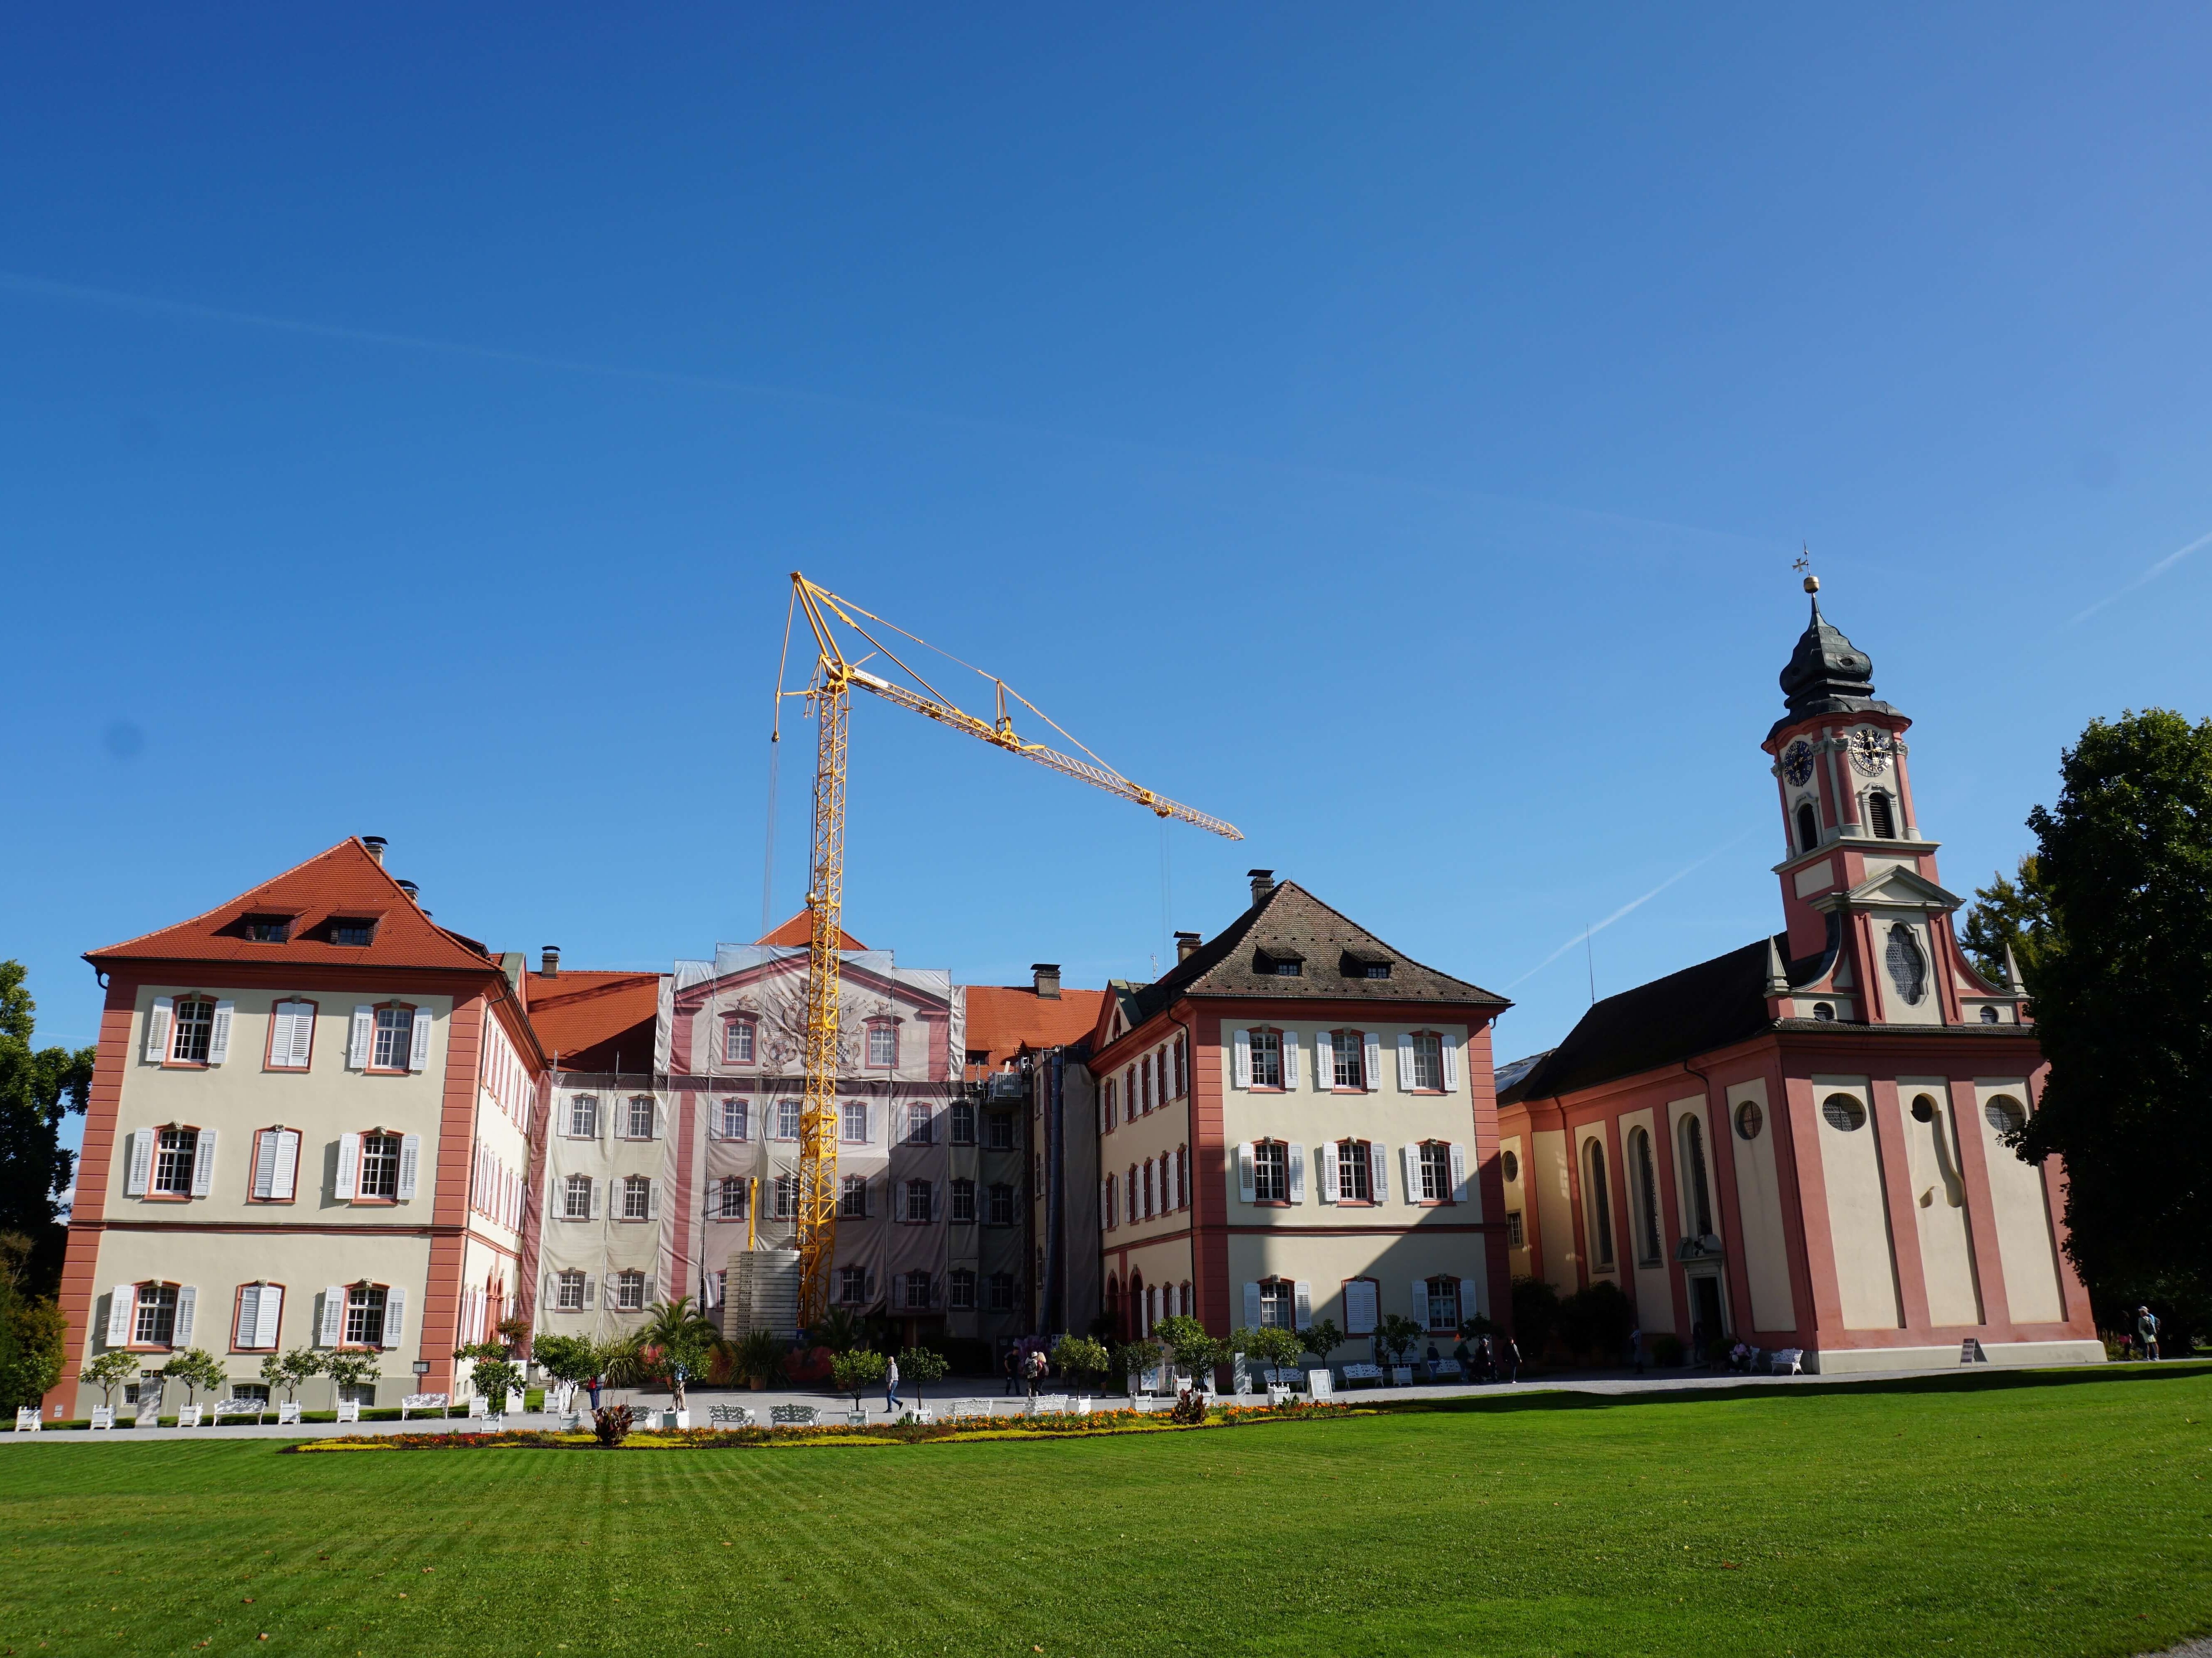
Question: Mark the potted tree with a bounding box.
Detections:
[257,1348,323,1422]
[1050,1335,1108,1394]
[631,1297,723,1427]
[831,1348,887,1420]
[324,1351,381,1418]
[528,1334,599,1419]
[897,1347,948,1417]
[80,1350,140,1423]
[1378,1315,1423,1382]
[1109,1340,1159,1400]
[731,1328,783,1394]
[159,1349,225,1423]
[1232,1324,1305,1395]
[1298,1318,1344,1391]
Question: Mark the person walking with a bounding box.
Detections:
[885,1354,902,1415]
[1501,1336,1521,1384]
[1002,1347,1020,1396]
[2137,1306,2162,1362]
[1628,1324,1644,1375]
[1025,1348,1043,1399]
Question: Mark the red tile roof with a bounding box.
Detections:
[87,838,501,974]
[964,983,1106,1075]
[524,970,662,1074]
[757,911,867,950]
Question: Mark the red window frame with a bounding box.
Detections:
[864,1018,900,1070]
[1415,1139,1455,1206]
[263,997,318,1072]
[1332,1137,1376,1206]
[163,996,218,1070]
[1407,1030,1447,1094]
[121,1280,183,1353]
[365,1003,419,1076]
[1246,1028,1287,1092]
[145,1123,203,1204]
[338,1280,391,1350]
[1341,1275,1382,1336]
[245,1126,300,1206]
[722,1015,757,1067]
[1251,1138,1292,1206]
[229,1282,289,1354]
[350,1127,403,1207]
[1328,1029,1368,1092]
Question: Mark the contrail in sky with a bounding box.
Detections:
[2068,526,2212,625]
[1505,826,1763,991]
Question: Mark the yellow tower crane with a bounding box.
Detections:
[776,572,1242,1327]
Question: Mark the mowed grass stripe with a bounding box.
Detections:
[2,1370,2208,1657]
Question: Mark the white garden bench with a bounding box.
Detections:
[1337,1363,1383,1387]
[212,1399,264,1424]
[1426,1359,1464,1382]
[898,1407,935,1425]
[400,1393,449,1420]
[1771,1348,1805,1375]
[466,1396,490,1421]
[769,1404,820,1428]
[1026,1394,1070,1416]
[276,1402,303,1427]
[948,1399,994,1423]
[14,1407,39,1433]
[174,1405,203,1428]
[708,1404,757,1429]
[89,1408,115,1431]
[335,1401,361,1424]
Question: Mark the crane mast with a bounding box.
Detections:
[780,572,1239,1328]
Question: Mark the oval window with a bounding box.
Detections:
[1501,1149,1520,1184]
[1885,924,1928,1006]
[1911,1095,1937,1124]
[1821,1093,1868,1132]
[1734,1101,1763,1141]
[1984,1096,2026,1136]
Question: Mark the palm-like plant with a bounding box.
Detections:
[628,1297,724,1411]
[816,1305,864,1354]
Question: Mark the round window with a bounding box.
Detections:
[1984,1096,2026,1136]
[1501,1150,1520,1184]
[1811,1002,1836,1022]
[1910,1095,1937,1124]
[1821,1093,1868,1132]
[1734,1101,1763,1141]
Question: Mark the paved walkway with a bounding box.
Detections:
[10,1358,2136,1445]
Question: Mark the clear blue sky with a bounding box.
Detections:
[6,8,2209,1132]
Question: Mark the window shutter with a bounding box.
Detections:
[1441,1033,1461,1092]
[173,1285,197,1346]
[865,1268,877,1302]
[644,1275,658,1305]
[256,1285,283,1349]
[1370,1140,1389,1203]
[106,1285,133,1346]
[1458,1277,1480,1325]
[1319,1141,1339,1204]
[407,1008,432,1072]
[1396,1033,1415,1090]
[144,997,173,1063]
[544,1271,556,1307]
[320,1287,344,1345]
[272,1130,300,1200]
[1294,1281,1312,1326]
[589,1178,602,1220]
[207,1000,235,1065]
[1281,1031,1300,1090]
[269,1004,296,1067]
[190,1129,218,1197]
[1401,1144,1420,1205]
[1243,1282,1262,1328]
[1411,1279,1429,1325]
[1314,1030,1334,1090]
[397,1134,422,1200]
[287,1003,314,1068]
[1450,1143,1470,1204]
[1363,1031,1382,1090]
[1236,1142,1256,1203]
[647,1180,660,1221]
[348,1006,374,1069]
[1099,1178,1108,1223]
[1170,1148,1183,1209]
[1288,1143,1306,1205]
[1232,1029,1251,1089]
[654,1100,667,1140]
[252,1131,280,1200]
[334,1133,360,1200]
[125,1129,154,1196]
[383,1286,406,1345]
[583,1277,596,1307]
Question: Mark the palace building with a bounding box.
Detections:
[1494,584,2100,1373]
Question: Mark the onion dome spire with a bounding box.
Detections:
[1768,570,1898,740]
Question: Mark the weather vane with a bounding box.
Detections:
[1793,545,1819,594]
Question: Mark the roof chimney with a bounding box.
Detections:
[1247,868,1276,904]
[1175,931,1201,962]
[541,945,561,978]
[361,836,387,865]
[1031,963,1061,1000]
[395,880,420,904]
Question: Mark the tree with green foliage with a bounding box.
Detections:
[1230,1325,1303,1370]
[1109,1339,1160,1394]
[1150,1315,1226,1388]
[1297,1317,1344,1366]
[257,1348,324,1403]
[0,1274,65,1411]
[815,1306,865,1355]
[1961,856,2052,989]
[2013,710,2212,1343]
[528,1334,602,1394]
[1511,1276,1561,1360]
[897,1346,948,1403]
[324,1350,381,1406]
[455,1341,523,1411]
[80,1348,141,1411]
[1050,1335,1109,1387]
[159,1348,226,1408]
[1377,1315,1423,1365]
[831,1348,887,1411]
[1557,1280,1635,1363]
[0,963,95,1297]
[626,1297,724,1411]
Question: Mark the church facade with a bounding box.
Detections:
[1495,583,2100,1373]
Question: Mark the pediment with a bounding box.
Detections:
[1817,864,1961,913]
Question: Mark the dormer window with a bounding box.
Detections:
[327,918,377,948]
[241,915,291,943]
[1796,802,1820,853]
[1867,790,1897,839]
[1340,948,1392,980]
[1256,948,1303,977]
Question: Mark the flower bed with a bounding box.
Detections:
[283,1401,1363,1453]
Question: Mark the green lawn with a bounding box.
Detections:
[5,1367,2210,1658]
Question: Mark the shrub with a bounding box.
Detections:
[1298,1318,1345,1364]
[1511,1276,1561,1359]
[832,1349,888,1409]
[1556,1280,1635,1364]
[1232,1325,1303,1370]
[1377,1316,1423,1364]
[592,1404,631,1447]
[1169,1389,1208,1424]
[1052,1336,1109,1387]
[897,1347,948,1400]
[1651,1332,1686,1367]
[0,1278,64,1413]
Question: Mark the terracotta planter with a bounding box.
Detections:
[748,1379,765,1391]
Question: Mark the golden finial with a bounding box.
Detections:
[1793,546,1819,594]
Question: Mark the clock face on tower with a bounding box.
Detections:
[1850,728,1891,776]
[1782,740,1817,787]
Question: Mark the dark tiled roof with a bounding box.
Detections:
[1492,1051,1553,1095]
[1124,882,1508,1028]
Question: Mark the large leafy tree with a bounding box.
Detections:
[2016,710,2212,1336]
[0,962,95,1294]
[1960,856,2053,987]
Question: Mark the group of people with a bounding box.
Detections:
[1444,1333,1521,1384]
[1001,1345,1050,1396]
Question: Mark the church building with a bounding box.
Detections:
[1495,582,2101,1373]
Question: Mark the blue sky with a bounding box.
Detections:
[6,7,2210,1138]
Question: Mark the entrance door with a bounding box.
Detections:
[1690,1275,1725,1360]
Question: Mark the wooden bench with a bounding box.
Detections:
[13,1407,39,1433]
[769,1405,820,1428]
[400,1393,450,1420]
[708,1404,757,1429]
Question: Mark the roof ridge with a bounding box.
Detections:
[87,837,370,958]
[1269,880,1506,1001]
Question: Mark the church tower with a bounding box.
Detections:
[1759,577,2025,1028]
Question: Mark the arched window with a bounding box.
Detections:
[1679,1115,1713,1239]
[1885,924,1928,1005]
[1867,791,1897,839]
[1811,1001,1836,1021]
[1584,1140,1615,1268]
[1630,1127,1662,1265]
[1796,802,1820,853]
[1979,1006,2001,1024]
